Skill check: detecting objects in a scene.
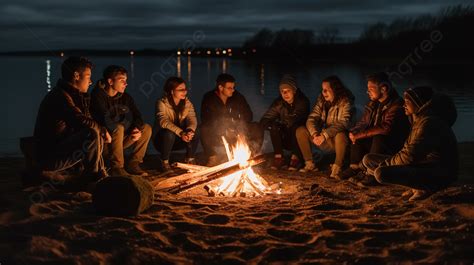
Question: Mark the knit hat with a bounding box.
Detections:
[404,86,434,109]
[279,74,297,91]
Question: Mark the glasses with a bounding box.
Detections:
[175,88,187,92]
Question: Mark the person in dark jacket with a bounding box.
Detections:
[340,72,410,182]
[362,86,458,201]
[33,56,108,183]
[260,74,310,170]
[91,65,151,177]
[200,73,264,166]
[296,76,355,177]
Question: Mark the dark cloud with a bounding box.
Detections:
[0,0,471,51]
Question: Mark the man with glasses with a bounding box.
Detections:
[200,73,263,166]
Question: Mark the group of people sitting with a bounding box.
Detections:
[28,56,458,201]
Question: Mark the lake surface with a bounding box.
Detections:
[1,55,473,156]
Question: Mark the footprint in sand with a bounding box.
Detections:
[321,220,351,231]
[269,213,296,226]
[267,228,313,244]
[240,244,268,260]
[203,214,230,225]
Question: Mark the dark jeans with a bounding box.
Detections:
[40,127,105,175]
[200,121,264,157]
[350,135,399,165]
[153,129,199,161]
[363,153,453,191]
[269,123,301,157]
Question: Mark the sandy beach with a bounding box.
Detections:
[0,143,473,264]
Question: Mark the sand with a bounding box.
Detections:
[0,143,473,264]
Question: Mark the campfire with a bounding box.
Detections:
[154,135,282,197]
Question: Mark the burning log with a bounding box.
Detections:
[153,160,238,190]
[167,154,266,194]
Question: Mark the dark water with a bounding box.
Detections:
[2,55,473,156]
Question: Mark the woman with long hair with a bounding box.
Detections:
[296,75,355,178]
[153,77,198,171]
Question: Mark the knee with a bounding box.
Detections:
[335,132,349,145]
[141,123,152,139]
[112,124,125,136]
[296,126,309,140]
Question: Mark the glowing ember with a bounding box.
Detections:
[206,135,278,197]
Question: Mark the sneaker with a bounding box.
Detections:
[299,160,317,173]
[330,164,342,179]
[206,156,219,167]
[271,157,285,170]
[126,161,149,177]
[408,189,433,201]
[109,167,131,177]
[288,157,301,171]
[340,167,361,180]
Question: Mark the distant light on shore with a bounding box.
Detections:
[130,50,135,56]
[177,50,181,56]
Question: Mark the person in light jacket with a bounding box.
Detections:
[153,77,198,171]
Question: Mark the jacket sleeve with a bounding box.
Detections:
[350,104,371,133]
[289,96,310,128]
[90,91,109,129]
[62,91,105,133]
[185,99,198,132]
[306,97,324,137]
[259,99,281,129]
[156,99,184,136]
[385,117,436,166]
[354,104,404,140]
[322,99,353,139]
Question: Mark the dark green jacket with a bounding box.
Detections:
[383,99,458,178]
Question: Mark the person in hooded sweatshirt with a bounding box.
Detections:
[296,75,356,177]
[362,86,458,201]
[260,74,310,171]
[90,65,152,177]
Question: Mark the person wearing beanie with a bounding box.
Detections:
[90,65,152,177]
[340,72,410,184]
[361,86,459,201]
[260,74,310,170]
[296,75,355,177]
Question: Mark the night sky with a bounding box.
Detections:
[1,0,471,51]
